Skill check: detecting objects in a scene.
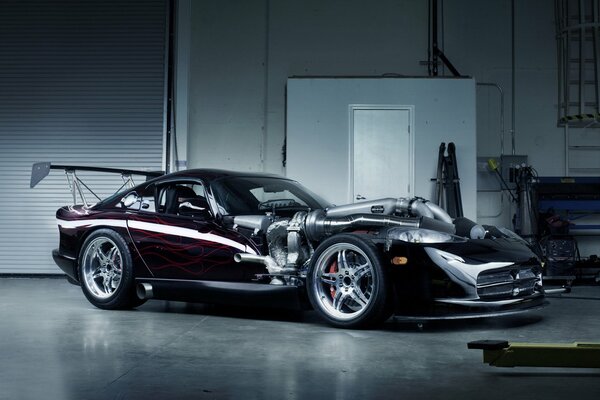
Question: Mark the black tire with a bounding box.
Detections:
[307,233,391,328]
[78,229,140,310]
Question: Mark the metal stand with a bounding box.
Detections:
[468,340,600,368]
[434,142,464,218]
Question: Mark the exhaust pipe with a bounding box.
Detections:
[234,253,285,274]
[136,282,154,300]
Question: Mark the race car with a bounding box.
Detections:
[32,163,546,328]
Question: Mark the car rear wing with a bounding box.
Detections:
[31,162,164,207]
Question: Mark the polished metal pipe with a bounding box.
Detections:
[136,283,154,300]
[234,253,282,274]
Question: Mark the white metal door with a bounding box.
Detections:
[351,106,412,203]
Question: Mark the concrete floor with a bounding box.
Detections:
[0,278,599,400]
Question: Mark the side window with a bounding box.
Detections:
[138,185,156,212]
[157,182,212,218]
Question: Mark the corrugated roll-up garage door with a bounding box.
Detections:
[0,0,167,273]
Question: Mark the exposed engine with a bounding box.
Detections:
[233,197,483,283]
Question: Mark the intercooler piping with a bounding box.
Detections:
[422,201,453,224]
[303,211,456,242]
[322,197,453,224]
[406,198,435,219]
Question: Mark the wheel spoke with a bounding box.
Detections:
[107,246,118,264]
[350,288,369,309]
[102,276,111,294]
[107,274,116,290]
[320,272,337,285]
[95,246,108,264]
[337,249,349,270]
[354,263,371,281]
[91,268,103,279]
[111,275,121,289]
[332,290,350,312]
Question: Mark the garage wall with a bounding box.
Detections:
[186,0,562,172]
[185,0,566,229]
[187,1,267,172]
[187,0,426,174]
[0,0,167,273]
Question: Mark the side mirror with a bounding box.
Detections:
[121,192,139,208]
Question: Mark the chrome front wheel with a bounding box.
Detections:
[307,234,390,328]
[312,243,374,321]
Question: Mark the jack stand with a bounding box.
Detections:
[434,142,463,218]
[468,340,600,368]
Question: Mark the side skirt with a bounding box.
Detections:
[135,278,307,310]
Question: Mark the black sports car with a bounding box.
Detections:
[32,163,546,328]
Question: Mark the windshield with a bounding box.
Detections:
[211,176,330,215]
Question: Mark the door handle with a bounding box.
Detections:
[356,194,366,200]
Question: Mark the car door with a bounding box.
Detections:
[126,180,258,281]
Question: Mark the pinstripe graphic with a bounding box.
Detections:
[127,220,256,254]
[57,218,256,255]
[58,219,127,230]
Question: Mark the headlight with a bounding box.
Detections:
[388,228,464,244]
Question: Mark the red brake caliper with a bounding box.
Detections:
[329,260,337,299]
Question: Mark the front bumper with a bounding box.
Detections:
[394,294,547,321]
[52,249,78,281]
[387,238,547,319]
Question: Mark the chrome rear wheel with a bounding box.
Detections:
[78,229,139,309]
[81,237,123,300]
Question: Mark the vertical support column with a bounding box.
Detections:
[161,0,175,173]
[511,0,516,154]
[175,0,191,171]
[594,0,600,114]
[431,0,439,76]
[579,0,585,116]
[556,0,563,122]
[566,0,572,118]
[565,124,568,175]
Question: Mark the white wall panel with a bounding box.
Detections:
[0,0,166,273]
